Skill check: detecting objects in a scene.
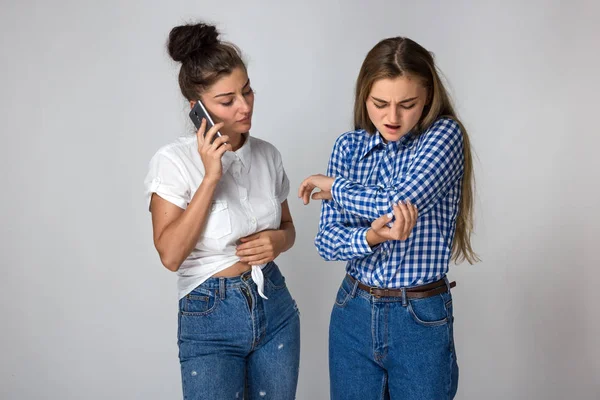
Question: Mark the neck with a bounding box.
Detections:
[228,132,247,152]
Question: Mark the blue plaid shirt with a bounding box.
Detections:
[315,117,464,288]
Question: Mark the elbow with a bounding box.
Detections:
[153,231,187,272]
[314,237,335,261]
[317,248,334,261]
[160,257,181,272]
[155,245,183,272]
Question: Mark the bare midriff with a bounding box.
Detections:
[212,261,252,277]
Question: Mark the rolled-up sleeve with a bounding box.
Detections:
[144,152,190,211]
[274,149,290,204]
[315,134,375,261]
[331,118,464,220]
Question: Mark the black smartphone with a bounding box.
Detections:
[189,100,223,143]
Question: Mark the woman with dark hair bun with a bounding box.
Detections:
[144,22,300,399]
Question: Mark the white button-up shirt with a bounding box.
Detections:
[145,134,290,299]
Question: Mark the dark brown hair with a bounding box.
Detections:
[354,37,479,264]
[167,22,246,101]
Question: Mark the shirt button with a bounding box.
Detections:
[250,217,257,224]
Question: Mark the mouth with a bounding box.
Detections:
[237,116,251,123]
[384,124,401,131]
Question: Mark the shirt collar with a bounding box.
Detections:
[360,131,385,159]
[360,130,416,159]
[235,133,252,170]
[221,133,252,175]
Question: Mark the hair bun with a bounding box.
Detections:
[167,23,219,62]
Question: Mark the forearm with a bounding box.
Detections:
[331,120,464,220]
[331,177,401,221]
[315,222,374,261]
[278,221,296,253]
[366,228,387,247]
[156,178,218,270]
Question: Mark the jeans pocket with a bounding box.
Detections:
[265,263,287,291]
[407,294,449,327]
[180,289,220,316]
[334,284,351,308]
[445,298,454,323]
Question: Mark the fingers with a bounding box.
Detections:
[196,118,207,145]
[404,200,418,235]
[298,177,315,205]
[236,238,264,252]
[236,244,266,257]
[408,201,418,222]
[210,133,230,150]
[311,190,332,201]
[397,201,412,237]
[240,256,272,265]
[387,202,406,240]
[239,233,260,243]
[203,131,231,159]
[214,140,232,157]
[203,122,225,148]
[371,211,393,232]
[299,175,334,204]
[297,177,310,202]
[237,242,275,263]
[371,200,420,243]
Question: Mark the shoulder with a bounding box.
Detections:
[149,136,197,166]
[331,129,369,160]
[423,117,462,140]
[248,135,282,160]
[153,136,196,159]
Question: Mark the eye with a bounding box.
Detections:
[373,102,387,109]
[401,103,416,110]
[243,87,254,96]
[221,100,234,107]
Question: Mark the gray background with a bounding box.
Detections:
[2,0,599,399]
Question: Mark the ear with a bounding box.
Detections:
[189,100,195,110]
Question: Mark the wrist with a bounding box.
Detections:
[366,228,385,248]
[202,174,220,187]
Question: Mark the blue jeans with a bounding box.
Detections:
[329,275,458,400]
[178,262,300,399]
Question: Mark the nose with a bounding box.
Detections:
[389,106,400,124]
[238,95,251,114]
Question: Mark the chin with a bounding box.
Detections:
[378,131,407,143]
[237,122,252,132]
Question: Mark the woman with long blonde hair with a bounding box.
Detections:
[299,37,478,399]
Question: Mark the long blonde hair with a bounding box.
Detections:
[354,37,479,264]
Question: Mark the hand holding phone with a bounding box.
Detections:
[189,100,224,144]
[194,113,230,183]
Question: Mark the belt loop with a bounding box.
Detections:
[401,288,407,307]
[444,276,451,293]
[219,278,226,300]
[350,277,359,298]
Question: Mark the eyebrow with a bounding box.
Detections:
[214,79,251,98]
[371,96,418,104]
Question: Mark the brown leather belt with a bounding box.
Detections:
[346,274,456,299]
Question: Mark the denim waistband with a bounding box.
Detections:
[342,274,452,304]
[195,261,276,290]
